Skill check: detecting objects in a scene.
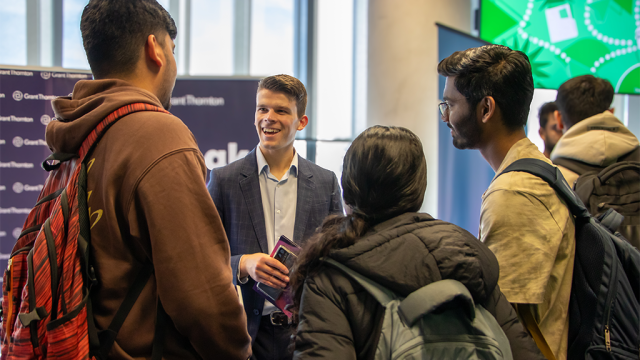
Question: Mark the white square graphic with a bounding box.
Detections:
[545,4,579,43]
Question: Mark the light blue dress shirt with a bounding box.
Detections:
[255,147,298,315]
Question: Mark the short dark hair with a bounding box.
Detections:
[81,0,177,79]
[437,44,534,130]
[258,75,307,118]
[556,75,614,128]
[538,102,558,129]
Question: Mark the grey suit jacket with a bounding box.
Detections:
[207,147,344,341]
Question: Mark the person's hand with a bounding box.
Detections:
[239,253,289,289]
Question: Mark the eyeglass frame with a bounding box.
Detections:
[438,101,450,119]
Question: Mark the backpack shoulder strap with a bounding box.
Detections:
[78,103,169,162]
[553,157,604,176]
[497,158,591,220]
[323,258,396,307]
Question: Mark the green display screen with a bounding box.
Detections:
[480,0,640,94]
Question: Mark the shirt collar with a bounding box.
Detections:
[256,146,299,177]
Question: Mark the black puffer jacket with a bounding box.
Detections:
[293,213,543,360]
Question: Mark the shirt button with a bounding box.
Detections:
[253,309,260,315]
[277,210,281,214]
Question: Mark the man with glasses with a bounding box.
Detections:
[438,45,575,360]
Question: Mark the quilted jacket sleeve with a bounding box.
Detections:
[293,277,358,360]
[482,286,545,360]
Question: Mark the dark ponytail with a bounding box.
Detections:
[289,125,427,322]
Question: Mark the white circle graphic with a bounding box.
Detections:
[41,72,51,80]
[41,114,51,125]
[13,182,24,193]
[13,136,24,147]
[13,227,23,239]
[12,90,23,101]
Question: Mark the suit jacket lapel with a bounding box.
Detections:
[294,158,316,243]
[239,149,268,253]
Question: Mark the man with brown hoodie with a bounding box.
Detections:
[45,0,251,358]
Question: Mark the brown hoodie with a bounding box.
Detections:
[47,79,251,360]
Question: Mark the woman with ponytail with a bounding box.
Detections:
[289,126,543,360]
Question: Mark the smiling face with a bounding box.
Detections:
[255,89,308,156]
[442,76,483,150]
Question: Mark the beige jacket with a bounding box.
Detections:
[550,111,639,185]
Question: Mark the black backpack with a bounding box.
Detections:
[498,159,640,360]
[553,147,640,250]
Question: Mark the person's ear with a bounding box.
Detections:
[479,96,496,124]
[554,110,564,132]
[145,34,164,69]
[538,126,545,140]
[297,115,309,131]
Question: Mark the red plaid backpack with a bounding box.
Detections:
[1,103,169,359]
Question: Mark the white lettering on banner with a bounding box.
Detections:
[12,137,47,147]
[204,142,249,169]
[13,228,22,239]
[0,140,5,145]
[0,69,33,76]
[0,186,5,191]
[0,161,35,168]
[0,93,5,98]
[171,94,225,106]
[0,207,31,214]
[0,231,5,237]
[41,114,51,125]
[0,115,34,122]
[13,182,43,193]
[11,91,59,101]
[9,70,33,76]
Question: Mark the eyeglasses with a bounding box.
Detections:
[438,101,450,119]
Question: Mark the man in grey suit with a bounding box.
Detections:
[207,74,344,360]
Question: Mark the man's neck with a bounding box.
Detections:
[479,128,527,172]
[259,145,295,180]
[543,148,552,159]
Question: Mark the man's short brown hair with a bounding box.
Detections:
[258,75,307,118]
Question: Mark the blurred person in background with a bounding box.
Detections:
[537,102,563,158]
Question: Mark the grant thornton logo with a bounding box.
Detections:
[13,227,22,239]
[41,114,51,125]
[13,136,24,147]
[41,72,51,80]
[13,90,23,101]
[13,182,24,193]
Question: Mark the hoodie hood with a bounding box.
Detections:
[328,213,500,303]
[551,111,639,166]
[46,79,163,153]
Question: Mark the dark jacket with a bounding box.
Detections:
[293,213,544,360]
[207,148,343,341]
[48,79,251,359]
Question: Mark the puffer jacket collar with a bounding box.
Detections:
[328,212,499,304]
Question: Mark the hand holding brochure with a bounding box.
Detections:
[253,235,301,317]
